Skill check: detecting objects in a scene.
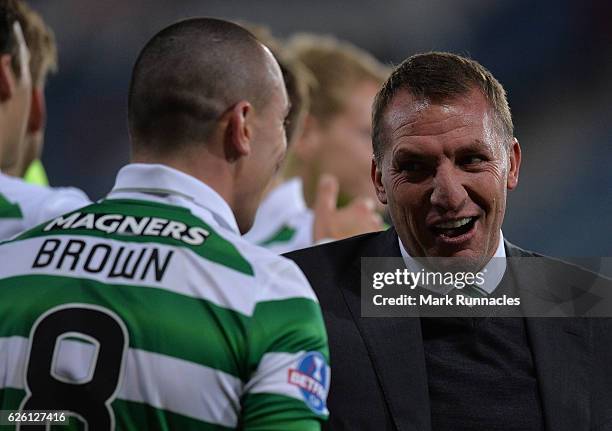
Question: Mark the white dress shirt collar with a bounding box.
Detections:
[398,230,507,295]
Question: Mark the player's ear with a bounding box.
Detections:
[371,156,387,205]
[290,114,321,162]
[0,54,16,101]
[507,137,521,190]
[225,100,252,161]
[28,87,45,133]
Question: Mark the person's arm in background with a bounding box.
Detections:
[313,174,383,243]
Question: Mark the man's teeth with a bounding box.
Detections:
[435,217,473,229]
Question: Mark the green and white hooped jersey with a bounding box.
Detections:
[0,164,330,430]
[0,171,91,241]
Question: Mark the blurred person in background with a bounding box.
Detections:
[0,17,330,430]
[242,24,317,252]
[0,1,28,171]
[246,33,388,253]
[0,0,89,240]
[4,0,56,184]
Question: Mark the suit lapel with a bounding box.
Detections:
[340,228,431,431]
[506,242,591,431]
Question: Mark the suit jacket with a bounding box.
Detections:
[285,228,612,431]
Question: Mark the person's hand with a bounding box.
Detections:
[313,174,384,242]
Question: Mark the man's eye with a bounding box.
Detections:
[462,155,485,165]
[402,161,424,172]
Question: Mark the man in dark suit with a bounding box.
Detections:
[286,52,612,430]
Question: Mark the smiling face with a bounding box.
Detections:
[372,87,521,268]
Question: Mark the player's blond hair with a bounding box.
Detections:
[287,33,389,126]
[14,0,57,86]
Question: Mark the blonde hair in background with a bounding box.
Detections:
[238,22,315,147]
[286,33,390,126]
[14,0,57,86]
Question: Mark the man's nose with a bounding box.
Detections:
[430,163,468,211]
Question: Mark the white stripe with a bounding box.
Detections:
[0,336,242,427]
[246,351,330,415]
[255,256,320,304]
[245,351,304,399]
[0,336,27,389]
[118,348,242,427]
[0,237,244,316]
[1,235,318,316]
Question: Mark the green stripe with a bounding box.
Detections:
[0,389,232,431]
[0,193,23,219]
[0,275,250,379]
[259,226,296,247]
[12,198,253,276]
[0,388,29,431]
[241,393,327,430]
[249,298,330,368]
[0,387,23,413]
[0,276,327,379]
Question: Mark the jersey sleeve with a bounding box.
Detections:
[242,258,330,431]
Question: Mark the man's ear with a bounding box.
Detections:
[225,100,252,162]
[291,114,321,163]
[0,54,16,101]
[371,157,387,204]
[507,137,521,190]
[28,87,45,133]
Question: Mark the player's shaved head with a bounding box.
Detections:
[128,17,277,155]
